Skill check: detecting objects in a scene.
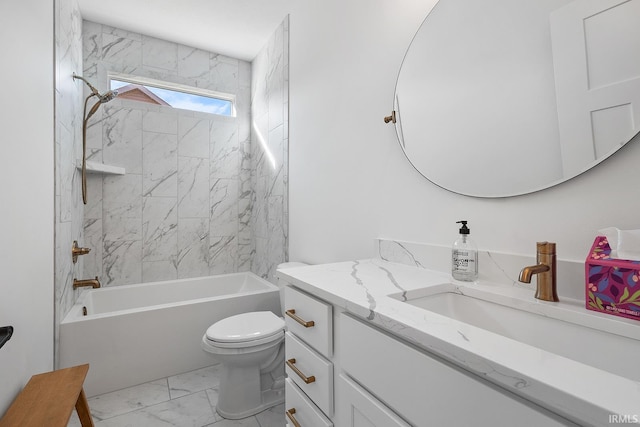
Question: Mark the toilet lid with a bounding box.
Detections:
[205,311,285,343]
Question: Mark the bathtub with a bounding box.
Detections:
[59,272,280,397]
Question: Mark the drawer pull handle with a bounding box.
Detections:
[286,309,315,328]
[286,358,316,384]
[286,407,301,427]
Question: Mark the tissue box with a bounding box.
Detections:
[586,236,640,321]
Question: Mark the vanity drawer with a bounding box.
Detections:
[285,331,333,416]
[285,378,333,427]
[284,286,333,357]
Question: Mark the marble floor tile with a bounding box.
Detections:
[67,364,285,427]
[254,404,285,427]
[97,390,217,427]
[168,364,222,399]
[87,378,171,421]
[205,416,260,427]
[205,388,221,409]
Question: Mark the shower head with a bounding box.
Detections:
[99,90,118,103]
[84,90,118,121]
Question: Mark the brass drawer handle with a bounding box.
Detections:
[286,407,301,427]
[286,309,315,328]
[286,358,316,384]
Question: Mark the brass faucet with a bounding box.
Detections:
[518,242,558,302]
[73,277,101,289]
[72,241,91,264]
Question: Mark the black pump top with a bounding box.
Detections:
[457,220,470,234]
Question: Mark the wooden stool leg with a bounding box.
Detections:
[74,388,95,427]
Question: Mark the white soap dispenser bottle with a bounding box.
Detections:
[452,220,478,282]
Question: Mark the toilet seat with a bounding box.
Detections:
[205,311,285,348]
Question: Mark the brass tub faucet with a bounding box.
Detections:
[73,277,101,289]
[519,242,559,302]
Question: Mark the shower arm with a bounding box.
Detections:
[73,73,99,96]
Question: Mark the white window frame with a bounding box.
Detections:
[108,71,237,117]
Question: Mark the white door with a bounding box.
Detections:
[550,0,640,176]
[338,375,410,427]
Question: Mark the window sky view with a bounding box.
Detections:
[110,79,233,116]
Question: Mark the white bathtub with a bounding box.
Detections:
[59,272,280,397]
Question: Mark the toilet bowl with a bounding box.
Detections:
[201,311,285,419]
[201,262,307,419]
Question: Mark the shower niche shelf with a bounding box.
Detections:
[76,160,125,175]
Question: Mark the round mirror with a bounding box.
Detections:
[394,0,640,197]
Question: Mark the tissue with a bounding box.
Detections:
[597,227,619,257]
[617,229,640,261]
[597,227,640,261]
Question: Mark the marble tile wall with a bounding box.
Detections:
[82,18,289,286]
[54,0,84,366]
[82,21,251,286]
[251,17,290,282]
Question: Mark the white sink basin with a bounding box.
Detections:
[389,284,640,381]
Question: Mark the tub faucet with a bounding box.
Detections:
[518,242,558,302]
[73,277,101,289]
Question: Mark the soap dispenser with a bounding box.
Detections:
[452,220,478,282]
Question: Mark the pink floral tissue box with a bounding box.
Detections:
[586,235,640,321]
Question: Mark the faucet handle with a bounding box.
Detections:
[72,240,91,264]
[537,241,556,254]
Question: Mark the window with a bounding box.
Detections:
[109,74,234,117]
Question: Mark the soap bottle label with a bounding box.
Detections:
[452,250,475,272]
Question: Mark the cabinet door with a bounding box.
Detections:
[338,375,410,427]
[340,313,576,427]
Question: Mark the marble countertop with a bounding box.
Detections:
[278,258,640,427]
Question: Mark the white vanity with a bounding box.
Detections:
[279,253,640,427]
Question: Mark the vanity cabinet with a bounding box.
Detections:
[283,282,576,426]
[339,313,576,427]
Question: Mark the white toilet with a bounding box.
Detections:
[200,262,306,419]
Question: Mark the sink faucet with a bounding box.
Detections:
[518,242,558,302]
[73,276,101,289]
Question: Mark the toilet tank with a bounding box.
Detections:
[276,262,308,315]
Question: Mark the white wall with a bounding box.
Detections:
[55,0,84,367]
[251,16,290,282]
[0,0,55,414]
[288,0,640,273]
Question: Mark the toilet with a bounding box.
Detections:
[200,262,307,419]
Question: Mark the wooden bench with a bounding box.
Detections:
[0,364,94,427]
